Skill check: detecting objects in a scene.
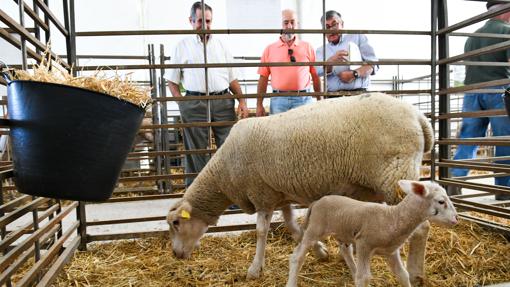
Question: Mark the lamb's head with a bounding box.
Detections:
[398,180,458,227]
[166,199,208,259]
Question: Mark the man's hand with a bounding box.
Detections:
[237,101,249,119]
[327,50,349,63]
[338,70,356,83]
[256,105,266,117]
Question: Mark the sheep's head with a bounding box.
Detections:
[398,180,458,227]
[166,200,208,259]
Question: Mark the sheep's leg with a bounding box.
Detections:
[406,221,430,286]
[386,249,411,287]
[338,243,357,276]
[247,210,273,280]
[286,233,316,287]
[354,243,372,287]
[281,204,302,241]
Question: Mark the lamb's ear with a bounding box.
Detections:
[398,180,413,194]
[411,181,428,197]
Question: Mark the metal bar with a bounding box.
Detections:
[437,137,510,146]
[0,197,50,229]
[436,109,507,119]
[12,0,50,32]
[438,40,510,65]
[0,201,78,272]
[453,201,510,220]
[148,44,163,192]
[0,10,69,68]
[438,78,510,95]
[0,203,60,253]
[18,0,27,70]
[437,178,510,194]
[139,121,236,129]
[431,0,437,181]
[450,31,510,39]
[77,201,87,251]
[118,173,197,182]
[76,28,431,37]
[127,149,215,158]
[16,221,79,287]
[458,214,510,238]
[0,224,60,286]
[0,195,30,213]
[76,59,430,71]
[105,193,184,203]
[32,0,69,37]
[437,0,451,185]
[87,222,286,242]
[437,3,510,35]
[34,236,80,287]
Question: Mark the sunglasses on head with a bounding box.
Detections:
[288,49,296,62]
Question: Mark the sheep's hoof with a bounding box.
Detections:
[313,241,329,261]
[246,265,262,280]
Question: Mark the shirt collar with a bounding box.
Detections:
[193,34,212,44]
[278,36,300,47]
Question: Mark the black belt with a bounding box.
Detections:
[326,88,367,98]
[273,89,308,93]
[186,89,229,96]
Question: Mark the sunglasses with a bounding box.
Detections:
[288,49,296,62]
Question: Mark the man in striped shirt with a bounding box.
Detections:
[166,2,248,187]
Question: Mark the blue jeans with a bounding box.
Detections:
[270,96,313,115]
[451,86,510,187]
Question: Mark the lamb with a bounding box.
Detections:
[166,92,434,282]
[286,180,458,287]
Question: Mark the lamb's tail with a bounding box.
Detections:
[418,112,434,153]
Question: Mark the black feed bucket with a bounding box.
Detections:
[5,79,145,201]
[504,87,510,117]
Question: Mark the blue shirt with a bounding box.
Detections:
[316,34,378,91]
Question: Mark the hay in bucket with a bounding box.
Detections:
[50,219,509,286]
[3,47,151,108]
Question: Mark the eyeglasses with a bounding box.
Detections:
[288,49,296,62]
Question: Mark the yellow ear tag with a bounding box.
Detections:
[181,210,191,220]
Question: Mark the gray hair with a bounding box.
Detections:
[190,1,212,22]
[320,10,342,25]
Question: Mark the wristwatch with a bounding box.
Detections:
[352,70,359,79]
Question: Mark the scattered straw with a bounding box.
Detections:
[52,220,509,287]
[4,47,151,108]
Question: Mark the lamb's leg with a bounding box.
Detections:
[406,221,430,286]
[286,233,316,287]
[247,210,273,280]
[281,204,302,241]
[338,243,357,276]
[386,249,411,287]
[354,243,372,287]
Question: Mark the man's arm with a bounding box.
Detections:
[229,80,249,119]
[310,68,322,100]
[168,81,182,97]
[256,75,269,117]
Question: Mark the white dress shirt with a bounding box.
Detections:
[165,35,239,93]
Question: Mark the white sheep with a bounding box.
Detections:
[166,92,434,282]
[286,180,458,287]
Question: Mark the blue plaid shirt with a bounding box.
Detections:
[316,34,378,91]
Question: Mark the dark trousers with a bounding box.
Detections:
[178,97,236,187]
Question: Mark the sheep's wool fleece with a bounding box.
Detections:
[187,93,433,214]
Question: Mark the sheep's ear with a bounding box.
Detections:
[180,201,193,220]
[411,182,428,197]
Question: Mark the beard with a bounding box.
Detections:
[282,32,294,42]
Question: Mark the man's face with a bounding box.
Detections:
[281,10,297,40]
[190,8,212,31]
[325,16,343,43]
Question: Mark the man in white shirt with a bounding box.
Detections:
[166,1,248,187]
